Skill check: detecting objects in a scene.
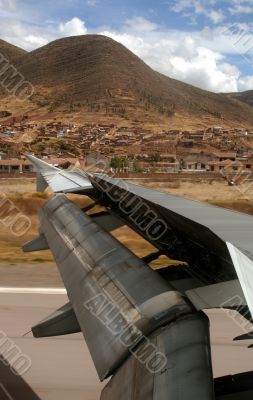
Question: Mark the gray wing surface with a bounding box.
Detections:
[26,155,93,193]
[23,193,215,398]
[101,313,214,400]
[90,174,253,262]
[27,155,253,317]
[24,194,193,380]
[89,174,253,319]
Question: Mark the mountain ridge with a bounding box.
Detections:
[0,38,26,61]
[0,35,253,128]
[227,90,253,108]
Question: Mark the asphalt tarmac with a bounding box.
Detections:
[0,289,105,400]
[0,264,252,400]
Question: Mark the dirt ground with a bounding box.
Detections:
[0,177,252,267]
[0,178,158,266]
[129,178,253,215]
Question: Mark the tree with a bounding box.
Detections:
[110,157,119,170]
[151,153,161,162]
[110,157,129,171]
[36,144,45,153]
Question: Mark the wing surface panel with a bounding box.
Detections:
[38,194,191,380]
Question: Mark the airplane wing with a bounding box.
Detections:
[23,193,214,399]
[24,155,253,399]
[26,155,93,194]
[27,155,253,319]
[88,174,253,319]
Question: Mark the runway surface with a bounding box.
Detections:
[0,286,252,400]
[0,288,105,400]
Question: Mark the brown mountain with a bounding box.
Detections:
[1,35,253,127]
[228,90,253,107]
[0,39,27,101]
[0,39,26,61]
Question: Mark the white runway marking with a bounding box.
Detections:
[0,287,66,294]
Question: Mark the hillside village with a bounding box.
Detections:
[1,119,253,180]
[1,35,253,182]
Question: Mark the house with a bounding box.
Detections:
[208,160,243,172]
[2,131,14,138]
[214,152,237,161]
[137,161,180,173]
[57,130,65,138]
[0,159,34,173]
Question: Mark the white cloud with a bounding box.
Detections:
[229,5,253,14]
[208,10,224,24]
[171,0,205,14]
[24,34,48,47]
[0,0,16,11]
[0,16,88,50]
[86,0,98,5]
[100,29,245,92]
[59,17,87,36]
[238,75,253,91]
[0,10,251,94]
[125,16,158,32]
[0,19,50,50]
[170,0,224,24]
[229,0,253,15]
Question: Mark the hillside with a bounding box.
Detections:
[228,90,253,107]
[0,39,28,107]
[0,35,253,128]
[0,39,26,61]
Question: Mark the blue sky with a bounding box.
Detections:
[1,0,253,93]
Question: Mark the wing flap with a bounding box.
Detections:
[234,332,253,341]
[22,234,49,252]
[185,280,246,310]
[90,211,124,232]
[101,313,214,400]
[32,302,81,338]
[89,174,253,320]
[26,155,93,193]
[37,173,48,192]
[37,194,192,380]
[227,243,253,318]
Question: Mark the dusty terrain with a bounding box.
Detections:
[0,177,252,268]
[0,178,157,266]
[129,179,253,215]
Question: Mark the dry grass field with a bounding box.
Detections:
[0,178,157,265]
[129,179,253,215]
[0,177,252,267]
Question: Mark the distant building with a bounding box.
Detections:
[2,131,14,137]
[0,159,34,173]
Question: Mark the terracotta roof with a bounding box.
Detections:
[208,160,242,166]
[0,157,78,166]
[0,159,30,165]
[213,152,237,158]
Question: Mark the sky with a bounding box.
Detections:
[1,0,253,93]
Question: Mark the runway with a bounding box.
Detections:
[0,288,105,400]
[0,286,252,400]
